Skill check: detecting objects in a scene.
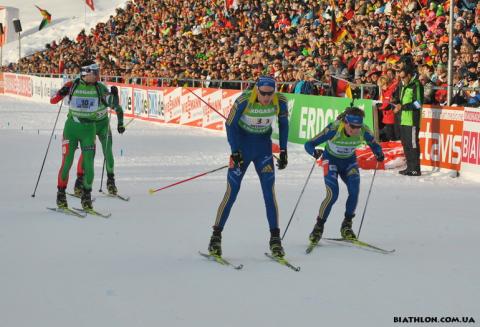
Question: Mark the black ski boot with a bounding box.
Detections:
[107,173,117,195]
[309,218,325,245]
[81,189,93,210]
[340,214,357,240]
[269,228,285,258]
[74,175,84,197]
[208,226,222,256]
[56,187,68,209]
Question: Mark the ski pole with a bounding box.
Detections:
[148,165,228,194]
[99,110,112,192]
[357,161,379,238]
[31,99,64,197]
[281,159,317,240]
[124,116,135,128]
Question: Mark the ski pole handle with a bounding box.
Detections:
[149,165,228,194]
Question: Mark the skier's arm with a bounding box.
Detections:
[277,94,289,151]
[225,96,248,153]
[50,81,73,104]
[108,86,124,126]
[304,123,337,156]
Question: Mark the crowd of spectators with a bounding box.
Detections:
[3,0,480,106]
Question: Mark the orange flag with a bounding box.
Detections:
[86,0,94,11]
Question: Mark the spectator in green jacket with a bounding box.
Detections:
[394,67,424,176]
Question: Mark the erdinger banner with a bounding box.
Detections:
[220,89,241,123]
[461,107,480,177]
[163,87,182,124]
[180,88,203,127]
[202,88,224,131]
[419,106,464,171]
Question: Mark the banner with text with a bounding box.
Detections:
[419,106,464,171]
[461,107,480,177]
[272,93,374,145]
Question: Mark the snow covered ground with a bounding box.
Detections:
[0,96,479,327]
[1,0,128,66]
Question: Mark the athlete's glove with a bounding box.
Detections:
[276,150,288,170]
[375,152,385,162]
[58,86,70,96]
[312,149,324,159]
[230,151,243,169]
[117,123,125,134]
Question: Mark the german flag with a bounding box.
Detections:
[386,54,401,65]
[425,56,433,66]
[333,27,348,44]
[35,5,51,31]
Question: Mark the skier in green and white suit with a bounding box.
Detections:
[73,80,125,196]
[50,61,124,210]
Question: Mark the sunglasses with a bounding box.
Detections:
[348,124,362,129]
[82,68,99,74]
[258,90,275,96]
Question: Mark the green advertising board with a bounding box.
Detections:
[272,93,374,146]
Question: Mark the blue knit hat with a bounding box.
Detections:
[257,76,276,88]
[345,114,363,127]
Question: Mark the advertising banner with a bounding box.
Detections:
[219,89,242,130]
[202,88,224,131]
[31,76,63,102]
[419,106,464,171]
[133,88,148,117]
[105,83,133,116]
[146,88,164,121]
[3,73,32,97]
[273,94,374,145]
[163,87,182,124]
[180,88,203,127]
[461,107,480,178]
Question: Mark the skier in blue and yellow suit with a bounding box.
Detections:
[207,76,289,259]
[304,107,384,247]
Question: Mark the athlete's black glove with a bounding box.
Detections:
[375,152,385,162]
[58,86,70,96]
[276,150,288,170]
[312,149,324,159]
[117,123,125,134]
[230,151,243,169]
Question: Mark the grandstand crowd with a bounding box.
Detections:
[3,0,480,106]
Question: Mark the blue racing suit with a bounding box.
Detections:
[214,90,289,230]
[304,120,382,221]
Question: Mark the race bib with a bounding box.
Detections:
[70,96,99,112]
[242,115,275,128]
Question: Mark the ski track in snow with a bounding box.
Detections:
[0,96,479,326]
